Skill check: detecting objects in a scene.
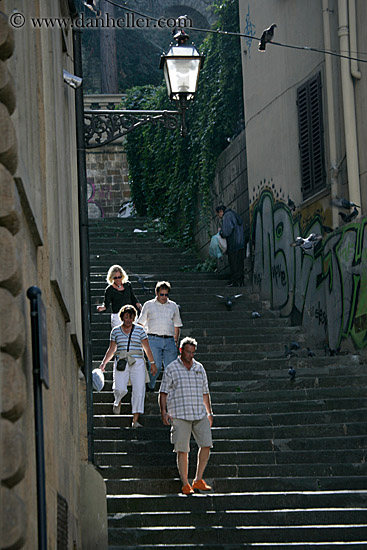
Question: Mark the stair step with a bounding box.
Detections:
[94,436,367,454]
[94,408,367,427]
[95,450,367,467]
[107,545,367,550]
[107,524,367,546]
[100,463,366,481]
[92,396,367,415]
[105,476,367,495]
[108,507,367,527]
[106,490,367,512]
[93,385,367,404]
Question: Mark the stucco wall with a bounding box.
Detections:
[238,0,346,212]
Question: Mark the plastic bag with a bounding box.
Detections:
[92,368,105,392]
[218,233,227,252]
[209,232,226,258]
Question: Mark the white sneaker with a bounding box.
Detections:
[113,404,121,415]
[131,421,143,428]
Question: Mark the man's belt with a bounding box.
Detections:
[148,333,173,339]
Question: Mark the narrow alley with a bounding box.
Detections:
[89,217,367,549]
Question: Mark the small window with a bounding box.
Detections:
[297,72,326,200]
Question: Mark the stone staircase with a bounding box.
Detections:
[89,217,367,549]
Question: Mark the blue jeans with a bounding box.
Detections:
[147,335,178,390]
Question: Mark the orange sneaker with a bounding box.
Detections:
[181,483,194,495]
[192,479,212,491]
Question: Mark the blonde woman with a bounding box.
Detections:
[97,265,142,328]
[99,305,157,427]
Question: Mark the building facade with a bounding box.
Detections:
[239,0,367,351]
[0,1,107,548]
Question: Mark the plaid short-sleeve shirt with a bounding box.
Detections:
[159,357,210,421]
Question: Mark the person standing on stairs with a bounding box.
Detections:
[138,281,182,392]
[99,305,157,428]
[216,204,245,287]
[97,264,142,327]
[159,337,214,495]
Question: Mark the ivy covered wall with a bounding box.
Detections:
[124,0,244,249]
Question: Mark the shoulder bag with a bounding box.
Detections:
[116,324,135,371]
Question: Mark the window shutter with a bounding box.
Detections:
[297,72,325,200]
[57,493,68,549]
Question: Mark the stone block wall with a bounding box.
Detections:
[86,144,131,218]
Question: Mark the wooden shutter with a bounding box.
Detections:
[297,72,325,200]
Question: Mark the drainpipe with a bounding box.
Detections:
[322,0,339,227]
[73,28,94,463]
[348,0,361,80]
[338,0,362,211]
[27,286,48,550]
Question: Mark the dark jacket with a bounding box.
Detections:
[220,209,245,252]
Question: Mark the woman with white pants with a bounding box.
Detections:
[99,305,157,428]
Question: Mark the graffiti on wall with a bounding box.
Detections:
[243,5,256,58]
[252,190,367,349]
[87,178,104,218]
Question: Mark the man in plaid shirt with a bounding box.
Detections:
[159,337,214,495]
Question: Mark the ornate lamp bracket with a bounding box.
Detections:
[84,109,183,148]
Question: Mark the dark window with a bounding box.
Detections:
[297,72,326,200]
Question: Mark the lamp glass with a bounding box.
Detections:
[162,44,202,101]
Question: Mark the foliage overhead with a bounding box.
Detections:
[125,0,244,249]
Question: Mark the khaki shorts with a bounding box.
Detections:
[170,416,213,453]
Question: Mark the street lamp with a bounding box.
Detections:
[160,30,204,136]
[84,29,204,146]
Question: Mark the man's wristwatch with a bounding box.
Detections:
[151,361,156,364]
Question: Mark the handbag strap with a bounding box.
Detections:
[120,323,135,352]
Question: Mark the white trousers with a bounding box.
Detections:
[112,356,146,414]
[111,313,121,328]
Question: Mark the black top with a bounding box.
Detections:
[103,282,139,313]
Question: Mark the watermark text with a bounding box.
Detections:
[9,11,193,30]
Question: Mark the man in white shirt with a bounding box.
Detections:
[138,281,183,391]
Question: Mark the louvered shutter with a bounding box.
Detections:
[297,72,326,200]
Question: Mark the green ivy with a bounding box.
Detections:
[180,258,217,272]
[124,0,243,250]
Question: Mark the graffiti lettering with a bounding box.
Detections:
[315,301,328,328]
[272,263,286,287]
[252,190,367,350]
[253,272,262,286]
[243,5,256,57]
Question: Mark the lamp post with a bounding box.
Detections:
[84,29,204,146]
[159,30,204,137]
